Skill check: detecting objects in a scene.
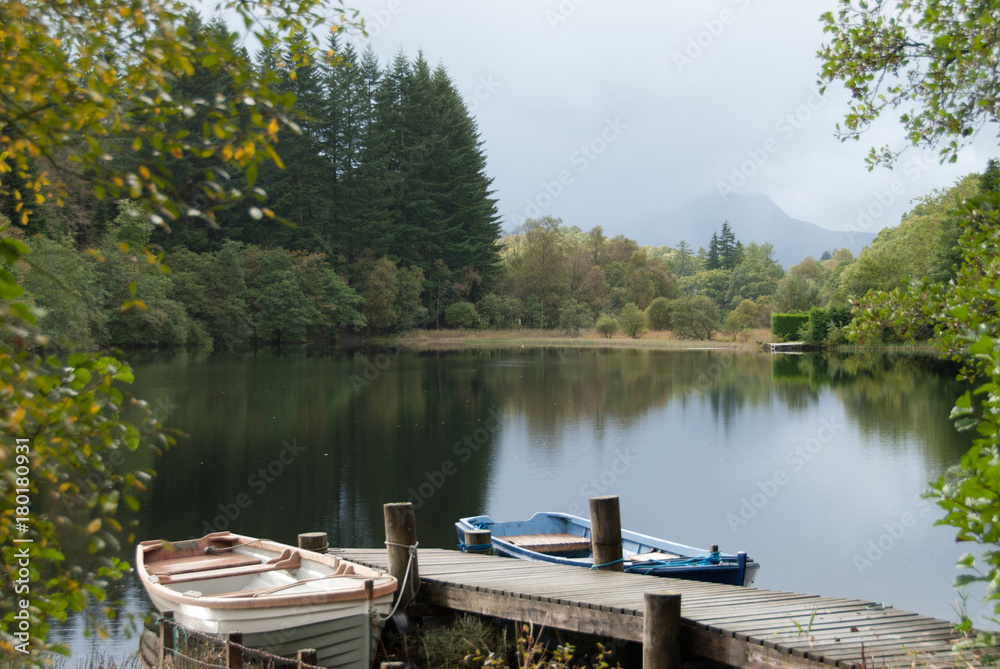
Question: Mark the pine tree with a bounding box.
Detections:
[252,32,332,250]
[676,240,692,276]
[719,221,739,270]
[706,231,721,270]
[429,63,501,288]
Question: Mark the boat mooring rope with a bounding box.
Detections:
[376,540,420,623]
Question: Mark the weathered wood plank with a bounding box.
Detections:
[337,548,974,669]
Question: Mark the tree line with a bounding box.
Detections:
[9,12,501,347]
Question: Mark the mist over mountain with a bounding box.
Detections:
[621,193,877,268]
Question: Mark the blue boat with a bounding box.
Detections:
[456,512,759,587]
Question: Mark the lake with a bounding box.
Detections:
[51,346,988,659]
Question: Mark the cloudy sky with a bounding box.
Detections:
[332,0,995,244]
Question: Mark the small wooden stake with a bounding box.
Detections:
[158,611,174,667]
[643,592,681,669]
[464,528,492,554]
[226,632,243,669]
[384,502,420,609]
[298,648,318,667]
[298,531,329,552]
[589,495,624,571]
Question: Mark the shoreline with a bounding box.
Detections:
[384,328,767,352]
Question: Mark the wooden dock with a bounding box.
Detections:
[765,342,809,353]
[337,547,976,669]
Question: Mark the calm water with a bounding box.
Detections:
[52,347,987,659]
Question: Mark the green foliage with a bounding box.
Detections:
[773,272,821,313]
[595,313,619,338]
[0,0,362,233]
[360,258,399,333]
[0,222,173,658]
[507,217,570,324]
[802,306,853,347]
[669,296,719,340]
[771,313,810,341]
[444,301,479,329]
[395,266,427,332]
[19,236,106,349]
[819,1,1000,167]
[850,192,1000,627]
[619,302,647,339]
[646,297,672,330]
[523,295,545,329]
[726,242,783,307]
[558,299,593,337]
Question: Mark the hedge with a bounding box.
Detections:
[771,313,810,341]
[804,306,854,346]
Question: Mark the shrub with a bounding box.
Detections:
[620,302,647,339]
[669,295,719,340]
[770,312,809,341]
[558,299,593,337]
[595,313,618,338]
[802,306,855,346]
[646,296,671,330]
[445,301,479,328]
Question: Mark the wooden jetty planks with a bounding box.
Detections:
[338,548,973,668]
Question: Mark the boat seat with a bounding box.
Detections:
[155,548,302,584]
[504,533,592,554]
[146,553,260,577]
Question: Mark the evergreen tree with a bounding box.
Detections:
[429,64,502,286]
[718,221,739,270]
[706,231,721,270]
[676,240,692,276]
[253,32,332,250]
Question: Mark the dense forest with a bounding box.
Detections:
[5,12,996,350]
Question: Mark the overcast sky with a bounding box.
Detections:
[328,0,995,244]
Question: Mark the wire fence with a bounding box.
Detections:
[140,613,326,669]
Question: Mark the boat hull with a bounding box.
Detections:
[457,512,759,587]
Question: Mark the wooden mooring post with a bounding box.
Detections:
[298,531,329,552]
[589,495,624,571]
[643,592,681,669]
[158,611,174,667]
[297,649,318,667]
[226,632,243,669]
[464,528,492,554]
[384,502,420,610]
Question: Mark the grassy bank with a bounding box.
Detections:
[391,328,771,352]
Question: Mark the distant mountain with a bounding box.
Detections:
[620,193,876,269]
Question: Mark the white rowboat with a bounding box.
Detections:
[136,532,397,668]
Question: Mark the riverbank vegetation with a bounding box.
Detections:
[6,6,996,353]
[819,0,1000,643]
[10,155,994,351]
